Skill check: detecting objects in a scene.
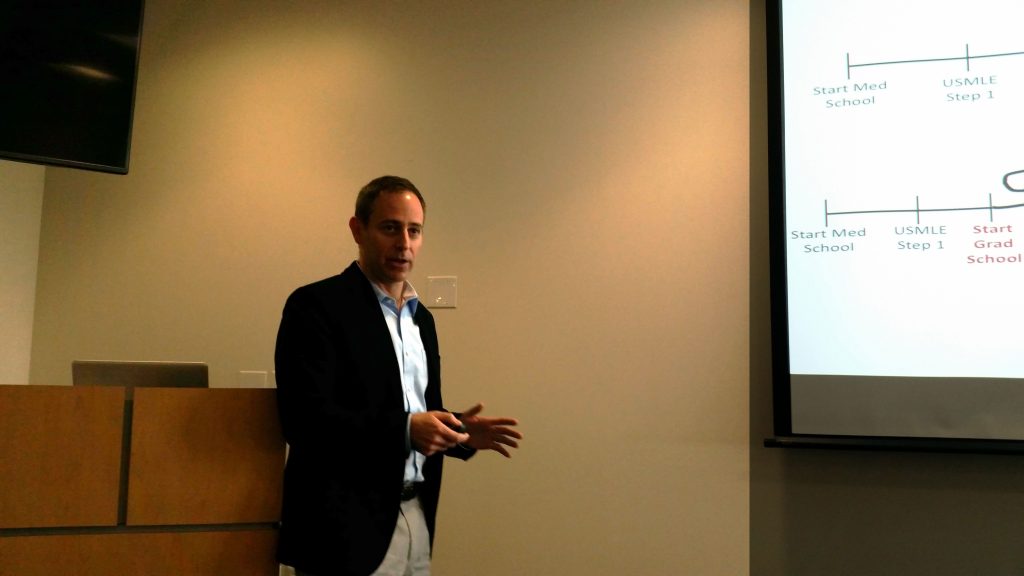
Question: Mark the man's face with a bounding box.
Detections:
[350,190,424,289]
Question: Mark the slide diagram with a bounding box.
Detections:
[846,45,1024,79]
[821,170,1024,227]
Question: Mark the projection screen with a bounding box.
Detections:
[767,0,1024,451]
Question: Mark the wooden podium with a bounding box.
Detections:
[0,385,285,575]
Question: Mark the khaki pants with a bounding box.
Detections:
[291,497,431,576]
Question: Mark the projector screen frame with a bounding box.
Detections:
[763,0,1024,454]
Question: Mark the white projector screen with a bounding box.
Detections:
[767,0,1024,449]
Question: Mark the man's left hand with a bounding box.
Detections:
[458,403,522,458]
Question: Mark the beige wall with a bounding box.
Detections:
[0,160,44,385]
[29,1,749,574]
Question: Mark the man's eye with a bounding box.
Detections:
[409,228,422,237]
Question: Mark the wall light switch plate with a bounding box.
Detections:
[237,370,268,388]
[427,276,457,308]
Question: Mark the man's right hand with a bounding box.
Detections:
[410,411,471,456]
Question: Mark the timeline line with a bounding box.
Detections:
[824,195,1024,227]
[845,44,1024,79]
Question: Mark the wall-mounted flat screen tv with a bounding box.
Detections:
[766,0,1024,453]
[0,0,145,174]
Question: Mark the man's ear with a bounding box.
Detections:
[348,216,362,244]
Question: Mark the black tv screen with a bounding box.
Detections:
[766,0,1024,453]
[0,0,145,174]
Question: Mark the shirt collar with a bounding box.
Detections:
[365,274,419,316]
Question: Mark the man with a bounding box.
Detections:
[275,175,522,576]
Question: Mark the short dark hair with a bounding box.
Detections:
[354,175,426,223]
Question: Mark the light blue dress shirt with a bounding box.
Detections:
[368,280,428,483]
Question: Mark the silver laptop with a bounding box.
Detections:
[71,360,208,388]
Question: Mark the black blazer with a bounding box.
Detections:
[274,262,472,576]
